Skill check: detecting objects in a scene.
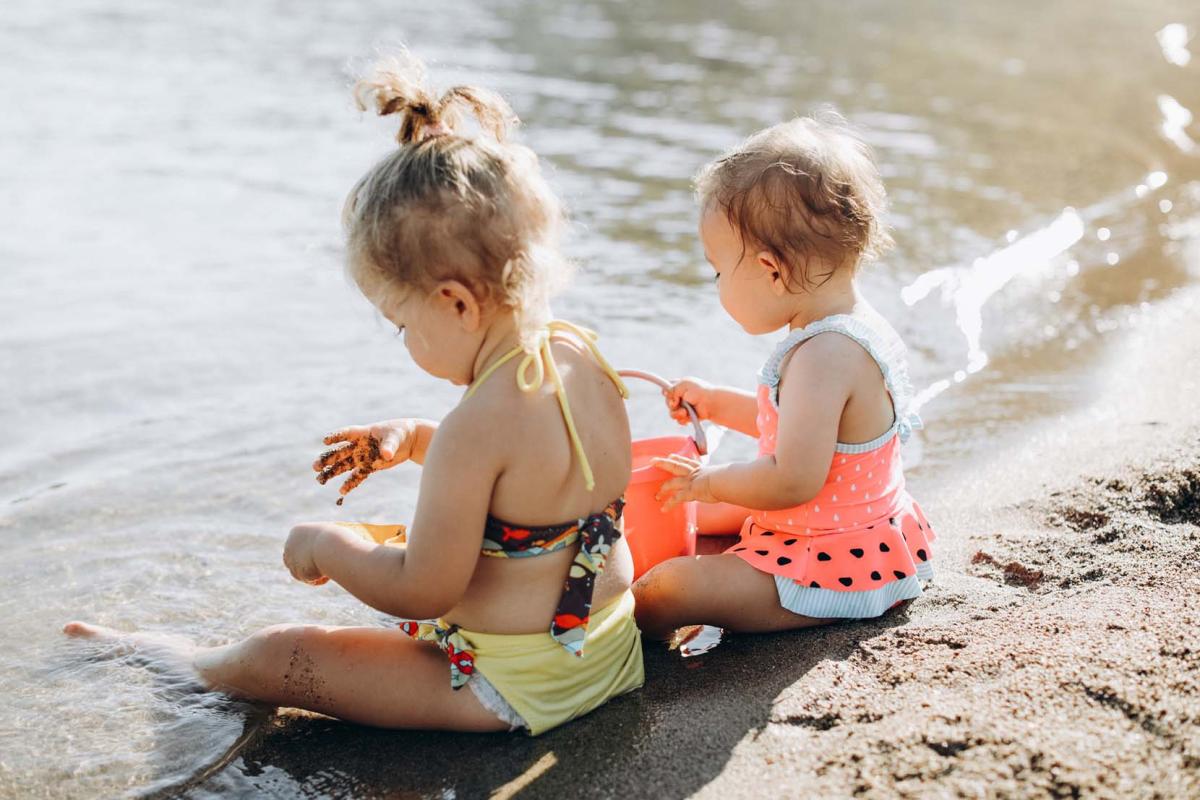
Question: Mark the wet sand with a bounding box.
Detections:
[176,288,1200,799]
[3,2,1199,794]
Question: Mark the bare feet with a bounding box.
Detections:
[667,624,726,656]
[62,620,205,688]
[62,620,120,639]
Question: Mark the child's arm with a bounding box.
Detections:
[666,378,759,437]
[287,407,501,620]
[656,338,850,510]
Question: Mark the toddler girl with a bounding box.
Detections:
[64,53,642,736]
[634,111,935,638]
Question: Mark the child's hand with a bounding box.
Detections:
[314,419,427,504]
[664,378,715,425]
[283,526,329,585]
[652,454,717,510]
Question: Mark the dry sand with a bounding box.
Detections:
[182,290,1200,799]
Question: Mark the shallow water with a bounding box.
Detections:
[1,0,1198,796]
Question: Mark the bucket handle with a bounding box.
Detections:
[617,369,709,456]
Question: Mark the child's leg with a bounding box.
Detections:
[696,502,753,535]
[632,553,830,639]
[63,621,507,732]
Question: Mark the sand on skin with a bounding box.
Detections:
[182,290,1200,800]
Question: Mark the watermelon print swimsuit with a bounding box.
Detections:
[727,313,936,619]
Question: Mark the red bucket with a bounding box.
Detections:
[618,370,708,580]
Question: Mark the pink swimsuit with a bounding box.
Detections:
[727,313,935,619]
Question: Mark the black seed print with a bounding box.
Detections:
[733,547,746,552]
[889,517,897,526]
[809,581,820,588]
[867,524,875,529]
[838,577,853,587]
[777,556,792,566]
[817,552,831,562]
[917,549,928,561]
[879,542,890,553]
[850,548,864,558]
[755,549,769,556]
[784,538,797,546]
[760,531,774,536]
[894,570,906,579]
[870,571,882,581]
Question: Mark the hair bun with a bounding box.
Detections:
[354,50,519,145]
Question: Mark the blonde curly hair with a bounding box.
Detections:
[342,51,567,325]
[695,109,893,290]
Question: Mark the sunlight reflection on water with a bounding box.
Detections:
[1,1,1198,796]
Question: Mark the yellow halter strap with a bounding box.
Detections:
[463,320,628,491]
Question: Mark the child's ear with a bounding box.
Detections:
[757,251,790,296]
[434,280,482,332]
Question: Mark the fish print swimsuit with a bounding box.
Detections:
[727,313,936,619]
[390,320,644,734]
[399,497,626,684]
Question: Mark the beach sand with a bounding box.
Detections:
[184,289,1200,799]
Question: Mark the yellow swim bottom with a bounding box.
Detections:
[451,590,643,736]
[336,523,644,735]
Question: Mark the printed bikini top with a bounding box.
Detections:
[464,320,629,657]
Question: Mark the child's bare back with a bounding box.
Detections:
[64,51,644,738]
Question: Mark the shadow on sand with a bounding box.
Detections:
[180,609,913,799]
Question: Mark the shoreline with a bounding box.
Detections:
[187,288,1200,798]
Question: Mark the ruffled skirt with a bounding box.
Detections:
[727,497,935,619]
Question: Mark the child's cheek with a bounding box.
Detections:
[404,333,439,377]
[716,282,733,315]
[718,283,744,326]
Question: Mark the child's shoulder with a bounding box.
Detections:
[437,383,525,449]
[450,350,575,438]
[778,308,898,361]
[781,324,880,387]
[774,308,911,392]
[801,309,907,364]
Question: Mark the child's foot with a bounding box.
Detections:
[62,621,204,687]
[63,620,125,640]
[668,624,725,656]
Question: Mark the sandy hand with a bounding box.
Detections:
[314,420,420,505]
